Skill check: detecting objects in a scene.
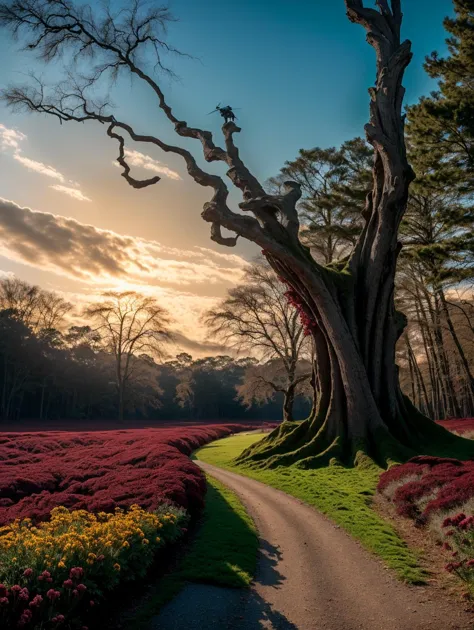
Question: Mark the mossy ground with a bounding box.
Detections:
[196,432,427,585]
[129,475,258,629]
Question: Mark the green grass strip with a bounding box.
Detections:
[179,475,258,587]
[130,474,258,629]
[196,432,426,585]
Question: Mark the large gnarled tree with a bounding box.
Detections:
[2,0,473,466]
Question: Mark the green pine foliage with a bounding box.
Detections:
[404,0,474,295]
[407,1,474,175]
[268,138,372,264]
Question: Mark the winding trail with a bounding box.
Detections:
[153,462,473,630]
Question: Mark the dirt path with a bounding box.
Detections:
[153,462,473,630]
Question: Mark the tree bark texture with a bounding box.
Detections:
[236,1,474,467]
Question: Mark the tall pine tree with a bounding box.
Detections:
[404,0,474,417]
[407,0,474,175]
[268,139,372,265]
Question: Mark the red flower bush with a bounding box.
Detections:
[378,456,474,524]
[440,511,474,592]
[378,442,474,594]
[0,564,93,629]
[0,424,253,525]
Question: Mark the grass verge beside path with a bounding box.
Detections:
[196,433,426,585]
[130,475,258,629]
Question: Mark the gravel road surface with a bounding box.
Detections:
[151,462,473,629]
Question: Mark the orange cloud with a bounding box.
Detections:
[0,198,248,289]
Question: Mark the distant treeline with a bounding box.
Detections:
[0,279,309,424]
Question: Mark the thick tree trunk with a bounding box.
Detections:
[238,1,474,468]
[282,383,297,422]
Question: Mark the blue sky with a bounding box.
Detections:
[164,0,452,178]
[0,0,454,351]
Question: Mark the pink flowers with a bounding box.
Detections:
[38,570,52,583]
[18,587,29,601]
[46,588,61,601]
[69,567,84,580]
[458,516,474,530]
[378,457,474,522]
[438,418,474,434]
[378,453,474,594]
[443,513,468,528]
[445,561,462,573]
[0,424,255,525]
[52,614,65,624]
[29,594,43,607]
[17,608,32,628]
[0,424,254,628]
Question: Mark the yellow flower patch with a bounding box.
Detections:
[0,504,186,589]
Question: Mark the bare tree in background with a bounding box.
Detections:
[85,292,170,421]
[236,358,312,422]
[2,0,473,465]
[0,277,72,333]
[206,261,312,421]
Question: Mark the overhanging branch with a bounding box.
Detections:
[106,124,160,189]
[0,0,312,259]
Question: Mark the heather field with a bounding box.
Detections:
[0,424,256,525]
[378,423,474,596]
[0,424,256,628]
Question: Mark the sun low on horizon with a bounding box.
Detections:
[0,0,453,355]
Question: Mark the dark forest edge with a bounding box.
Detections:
[0,278,310,425]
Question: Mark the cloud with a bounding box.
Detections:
[1,122,91,202]
[51,282,233,359]
[50,185,92,202]
[14,154,65,182]
[0,198,248,290]
[0,124,26,150]
[170,331,229,356]
[118,149,181,181]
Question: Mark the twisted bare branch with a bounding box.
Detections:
[0,0,311,258]
[106,124,160,189]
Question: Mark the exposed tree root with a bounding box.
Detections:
[237,401,474,471]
